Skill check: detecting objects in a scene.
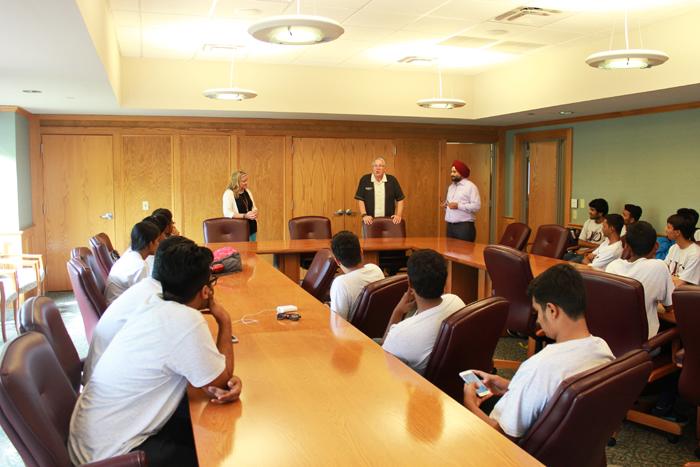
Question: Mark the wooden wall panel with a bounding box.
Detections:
[394,139,441,237]
[118,135,173,251]
[238,136,286,241]
[180,135,231,244]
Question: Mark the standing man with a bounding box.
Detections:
[443,160,481,242]
[356,157,405,225]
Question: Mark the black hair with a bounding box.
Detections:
[331,231,361,268]
[605,214,624,236]
[143,214,168,234]
[667,213,695,241]
[152,208,173,224]
[152,236,194,283]
[526,263,586,320]
[623,204,642,222]
[588,198,609,216]
[676,208,699,227]
[130,221,161,252]
[407,249,447,299]
[626,221,657,257]
[157,241,214,304]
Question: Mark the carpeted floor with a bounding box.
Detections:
[0,294,697,466]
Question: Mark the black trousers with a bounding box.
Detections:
[446,221,476,242]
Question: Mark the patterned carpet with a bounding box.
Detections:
[0,294,697,466]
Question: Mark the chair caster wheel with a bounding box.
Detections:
[666,434,680,444]
[607,437,616,447]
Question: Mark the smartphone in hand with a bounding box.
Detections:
[459,370,491,398]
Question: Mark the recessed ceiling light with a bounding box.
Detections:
[249,15,344,45]
[203,88,257,101]
[559,111,573,115]
[22,89,42,94]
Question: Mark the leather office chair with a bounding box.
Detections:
[66,257,107,343]
[289,216,332,269]
[498,222,531,251]
[673,285,700,457]
[0,332,146,466]
[19,296,82,392]
[203,217,250,243]
[362,217,408,275]
[483,245,538,365]
[89,233,117,282]
[71,246,106,294]
[530,224,569,259]
[350,275,408,339]
[300,248,337,302]
[520,349,652,467]
[424,297,509,402]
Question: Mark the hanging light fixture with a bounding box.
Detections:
[203,47,257,101]
[417,66,466,110]
[586,10,668,69]
[248,0,344,45]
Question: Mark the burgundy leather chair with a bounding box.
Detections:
[530,224,569,259]
[67,257,107,343]
[300,249,338,302]
[498,222,531,251]
[19,296,82,392]
[424,297,509,402]
[72,246,106,294]
[362,217,408,274]
[520,349,652,467]
[203,217,250,243]
[0,332,146,466]
[89,233,118,282]
[673,285,700,457]
[288,216,332,269]
[349,275,408,339]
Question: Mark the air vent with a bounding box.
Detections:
[439,36,497,49]
[495,6,560,22]
[397,56,435,64]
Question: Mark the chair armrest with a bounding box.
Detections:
[642,327,680,352]
[83,450,147,466]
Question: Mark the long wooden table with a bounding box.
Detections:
[188,251,542,466]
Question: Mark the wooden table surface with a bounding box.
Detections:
[188,251,542,467]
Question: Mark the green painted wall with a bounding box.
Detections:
[504,107,700,231]
[0,112,32,232]
[15,114,32,229]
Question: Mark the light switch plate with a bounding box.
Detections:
[142,201,149,211]
[570,198,578,208]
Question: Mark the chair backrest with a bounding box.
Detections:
[520,349,652,467]
[531,224,569,259]
[362,218,406,238]
[19,296,82,392]
[579,269,648,357]
[498,222,531,251]
[424,297,509,402]
[483,245,536,336]
[66,257,107,343]
[288,216,332,240]
[203,217,250,243]
[89,234,115,281]
[0,332,77,467]
[673,285,700,405]
[350,275,408,339]
[71,246,106,293]
[300,249,338,301]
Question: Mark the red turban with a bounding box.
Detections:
[452,160,470,178]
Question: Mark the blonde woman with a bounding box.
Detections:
[223,170,258,241]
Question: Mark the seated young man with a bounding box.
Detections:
[329,230,385,320]
[665,212,700,286]
[82,236,189,384]
[381,249,465,375]
[564,198,608,262]
[620,203,642,237]
[463,264,614,439]
[152,207,180,237]
[606,221,674,337]
[69,240,241,466]
[676,207,700,242]
[583,213,624,270]
[104,221,161,305]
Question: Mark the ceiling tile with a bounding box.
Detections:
[111,9,141,28]
[402,15,477,35]
[281,1,356,22]
[489,41,546,53]
[115,26,142,57]
[429,0,522,22]
[141,43,197,59]
[343,7,416,29]
[297,40,370,61]
[439,36,498,48]
[140,0,211,16]
[341,26,397,42]
[509,28,583,46]
[365,0,451,16]
[213,0,288,19]
[463,21,538,38]
[109,0,140,11]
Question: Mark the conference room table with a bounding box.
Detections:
[188,249,543,466]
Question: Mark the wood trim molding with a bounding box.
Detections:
[495,128,507,239]
[0,105,34,120]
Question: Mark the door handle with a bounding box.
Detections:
[100,212,114,220]
[334,209,345,216]
[344,209,353,216]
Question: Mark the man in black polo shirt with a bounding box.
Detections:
[355,157,405,225]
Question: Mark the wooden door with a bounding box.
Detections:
[527,141,560,238]
[395,139,441,237]
[443,143,492,242]
[42,134,115,291]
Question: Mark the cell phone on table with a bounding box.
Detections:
[459,370,491,398]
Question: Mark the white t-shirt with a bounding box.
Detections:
[579,219,605,244]
[665,242,700,285]
[222,188,256,218]
[382,294,465,375]
[590,238,623,270]
[330,264,385,320]
[68,295,225,464]
[490,336,614,438]
[695,230,700,242]
[373,174,387,218]
[104,250,150,305]
[606,258,674,337]
[82,277,163,384]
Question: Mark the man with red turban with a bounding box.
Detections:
[442,160,481,242]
